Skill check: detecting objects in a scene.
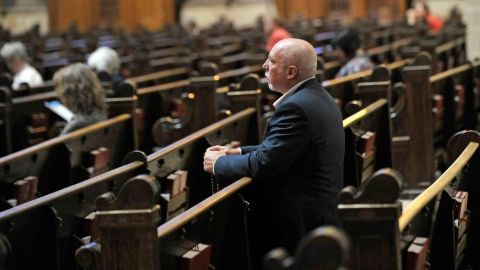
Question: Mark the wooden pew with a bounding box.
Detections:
[343,98,392,188]
[0,108,258,269]
[77,175,252,270]
[421,36,466,74]
[317,52,476,190]
[322,67,395,189]
[70,108,260,270]
[263,226,350,270]
[329,65,395,189]
[321,32,465,81]
[339,130,480,270]
[258,57,411,118]
[0,20,464,268]
[0,113,135,197]
[0,153,145,270]
[71,95,393,269]
[128,67,191,89]
[320,37,414,80]
[429,59,480,139]
[0,62,261,156]
[0,83,137,156]
[258,46,471,192]
[320,33,467,108]
[392,54,480,187]
[132,64,263,152]
[146,43,257,76]
[322,61,409,113]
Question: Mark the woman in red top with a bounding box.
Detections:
[264,17,292,51]
[414,2,443,32]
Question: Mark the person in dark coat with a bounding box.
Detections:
[203,38,345,269]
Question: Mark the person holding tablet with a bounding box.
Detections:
[53,63,107,134]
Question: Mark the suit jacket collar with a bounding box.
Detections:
[273,77,316,109]
[293,77,319,94]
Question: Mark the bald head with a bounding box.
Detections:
[264,38,318,93]
[274,38,317,80]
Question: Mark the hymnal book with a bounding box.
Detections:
[14,180,30,205]
[83,147,110,174]
[179,243,212,270]
[14,176,38,204]
[453,191,468,220]
[165,173,180,197]
[24,176,38,200]
[44,100,74,121]
[357,131,376,156]
[405,237,429,270]
[93,147,110,171]
[164,170,188,197]
[174,170,188,194]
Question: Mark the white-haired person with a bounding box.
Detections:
[87,46,124,91]
[0,41,43,90]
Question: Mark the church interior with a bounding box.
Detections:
[0,0,479,269]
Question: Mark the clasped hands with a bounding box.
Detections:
[203,145,240,173]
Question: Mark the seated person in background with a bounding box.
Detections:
[183,18,200,36]
[53,63,108,135]
[333,28,374,78]
[264,17,292,52]
[414,2,443,32]
[87,46,123,92]
[0,41,43,90]
[445,5,463,26]
[407,1,443,32]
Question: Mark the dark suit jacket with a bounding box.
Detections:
[214,78,345,263]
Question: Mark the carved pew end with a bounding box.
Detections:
[263,226,349,270]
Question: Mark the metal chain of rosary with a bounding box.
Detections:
[210,174,219,195]
[209,174,218,223]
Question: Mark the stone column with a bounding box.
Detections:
[464,0,480,60]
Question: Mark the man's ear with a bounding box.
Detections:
[286,65,297,79]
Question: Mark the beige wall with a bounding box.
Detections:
[427,0,465,19]
[463,0,480,60]
[2,0,264,34]
[181,0,275,28]
[0,0,48,35]
[426,0,480,60]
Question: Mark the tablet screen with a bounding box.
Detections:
[44,101,74,121]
